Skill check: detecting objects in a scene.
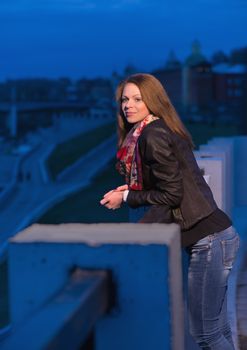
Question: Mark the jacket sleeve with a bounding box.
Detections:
[126,125,183,208]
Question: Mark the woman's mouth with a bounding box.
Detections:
[126,112,135,117]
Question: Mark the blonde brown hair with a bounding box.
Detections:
[116,73,193,148]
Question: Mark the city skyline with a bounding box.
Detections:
[0,0,247,81]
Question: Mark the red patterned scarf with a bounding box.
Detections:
[116,114,159,190]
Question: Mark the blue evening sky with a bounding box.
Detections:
[0,0,246,81]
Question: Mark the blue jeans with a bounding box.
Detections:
[186,226,240,349]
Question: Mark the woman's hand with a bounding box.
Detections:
[100,184,128,210]
[100,190,124,210]
[115,184,129,191]
[102,184,128,198]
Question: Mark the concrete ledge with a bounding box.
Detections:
[10,222,180,245]
[7,223,184,350]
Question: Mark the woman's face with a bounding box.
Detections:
[121,83,150,124]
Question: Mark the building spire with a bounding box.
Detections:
[185,39,207,66]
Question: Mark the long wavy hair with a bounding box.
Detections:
[116,73,194,148]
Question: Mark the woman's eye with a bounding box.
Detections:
[121,97,142,103]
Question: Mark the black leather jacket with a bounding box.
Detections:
[126,119,218,230]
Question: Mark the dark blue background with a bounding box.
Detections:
[1,0,247,80]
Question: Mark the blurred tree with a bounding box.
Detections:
[211,50,229,65]
[165,50,182,70]
[124,64,138,77]
[229,46,247,64]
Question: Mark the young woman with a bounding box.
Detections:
[100,73,239,349]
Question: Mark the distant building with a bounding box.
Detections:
[183,61,213,112]
[77,78,114,106]
[185,40,207,67]
[66,81,78,102]
[153,51,183,111]
[0,78,70,103]
[212,63,247,109]
[152,41,247,123]
[0,42,246,134]
[182,40,213,113]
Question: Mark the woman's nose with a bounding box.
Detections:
[125,99,133,108]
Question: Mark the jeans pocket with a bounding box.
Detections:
[192,243,210,252]
[221,235,240,268]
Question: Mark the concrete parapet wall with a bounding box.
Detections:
[233,136,247,206]
[206,138,234,214]
[195,155,224,211]
[198,135,247,208]
[7,223,184,350]
[194,136,236,217]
